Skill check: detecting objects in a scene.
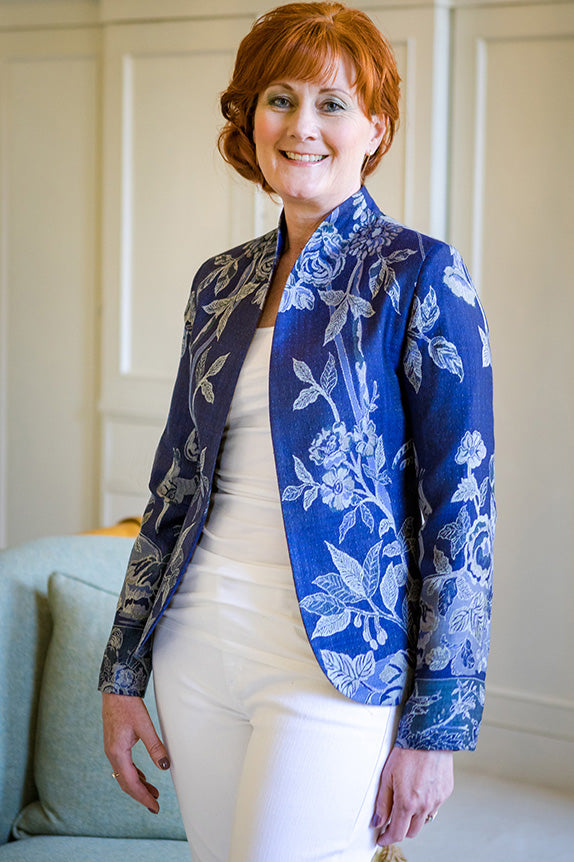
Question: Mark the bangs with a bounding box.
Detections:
[255,28,344,92]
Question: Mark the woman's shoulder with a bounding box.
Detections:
[356,197,478,315]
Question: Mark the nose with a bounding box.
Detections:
[288,100,318,140]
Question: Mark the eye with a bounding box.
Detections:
[321,99,346,113]
[267,94,292,109]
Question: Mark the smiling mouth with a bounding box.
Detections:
[282,151,327,163]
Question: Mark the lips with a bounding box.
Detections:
[282,151,327,163]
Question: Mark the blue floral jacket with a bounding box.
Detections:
[99,188,495,750]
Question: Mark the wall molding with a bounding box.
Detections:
[484,686,574,743]
[0,0,571,31]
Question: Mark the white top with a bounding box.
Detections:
[197,325,291,568]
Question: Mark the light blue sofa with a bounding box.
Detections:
[0,535,189,861]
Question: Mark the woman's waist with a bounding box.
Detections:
[199,488,290,566]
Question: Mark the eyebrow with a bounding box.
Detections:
[266,81,351,97]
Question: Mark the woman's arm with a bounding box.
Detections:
[99,289,199,698]
[371,241,494,843]
[396,241,495,752]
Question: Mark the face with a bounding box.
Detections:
[253,57,385,223]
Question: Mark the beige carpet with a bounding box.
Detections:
[379,769,574,862]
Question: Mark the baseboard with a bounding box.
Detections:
[457,719,574,794]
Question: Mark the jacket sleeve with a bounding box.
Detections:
[98,290,200,697]
[395,241,495,750]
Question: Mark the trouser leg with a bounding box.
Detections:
[153,627,251,862]
[229,673,399,862]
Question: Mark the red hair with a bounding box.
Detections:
[219,2,401,191]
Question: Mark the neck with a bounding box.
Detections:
[282,207,327,259]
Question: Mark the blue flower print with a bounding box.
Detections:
[279,283,315,313]
[467,515,494,584]
[296,224,345,286]
[352,416,378,458]
[426,643,452,671]
[320,466,356,510]
[455,431,487,470]
[309,422,350,469]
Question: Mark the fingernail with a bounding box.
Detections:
[158,758,170,770]
[148,807,159,814]
[370,812,382,828]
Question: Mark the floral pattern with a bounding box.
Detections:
[99,188,494,751]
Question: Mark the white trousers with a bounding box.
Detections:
[152,547,400,862]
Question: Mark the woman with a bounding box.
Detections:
[100,3,495,861]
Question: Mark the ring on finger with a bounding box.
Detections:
[111,771,121,780]
[425,811,438,823]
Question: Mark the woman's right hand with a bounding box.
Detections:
[102,692,171,813]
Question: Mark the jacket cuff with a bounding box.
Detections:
[98,624,152,697]
[395,676,485,750]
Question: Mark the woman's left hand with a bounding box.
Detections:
[371,747,454,846]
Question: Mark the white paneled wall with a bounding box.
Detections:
[0,0,573,792]
[0,27,100,546]
[99,17,260,522]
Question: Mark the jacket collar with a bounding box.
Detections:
[276,185,382,257]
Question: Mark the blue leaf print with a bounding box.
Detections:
[339,508,357,543]
[282,484,304,502]
[293,387,320,410]
[420,287,440,332]
[429,337,464,381]
[312,610,352,638]
[323,301,349,344]
[313,572,360,605]
[380,561,399,611]
[303,486,319,510]
[362,541,382,598]
[438,506,472,559]
[320,649,376,697]
[404,338,423,393]
[326,542,366,598]
[320,353,338,397]
[293,456,314,485]
[300,592,343,616]
[293,358,315,385]
[451,476,480,504]
[360,504,375,533]
[479,326,492,368]
[443,247,477,305]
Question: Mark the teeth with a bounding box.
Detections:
[284,151,326,162]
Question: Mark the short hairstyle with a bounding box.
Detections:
[218,2,401,191]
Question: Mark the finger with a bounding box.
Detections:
[136,767,160,800]
[137,715,171,772]
[112,760,161,813]
[371,763,393,833]
[405,810,428,840]
[376,806,413,847]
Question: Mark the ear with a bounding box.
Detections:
[368,114,387,155]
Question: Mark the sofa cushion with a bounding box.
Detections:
[12,571,186,841]
[0,836,190,862]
